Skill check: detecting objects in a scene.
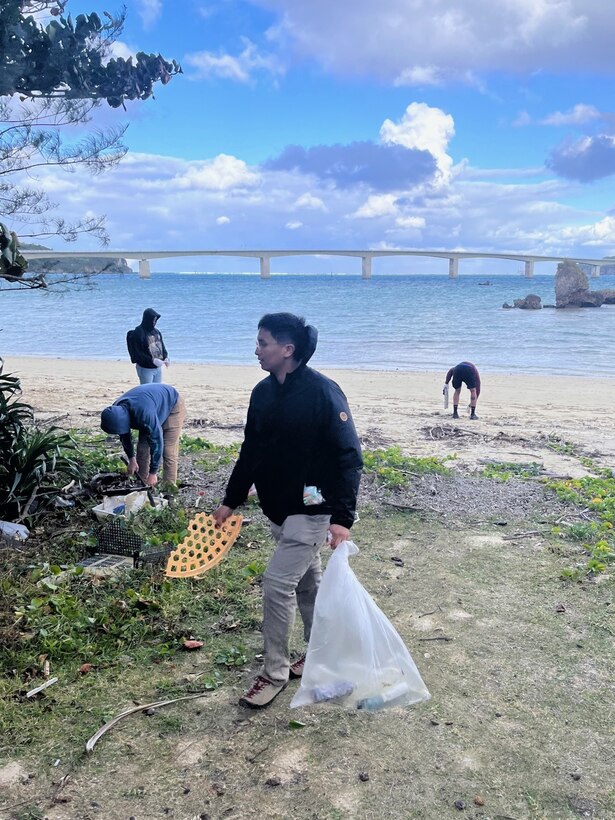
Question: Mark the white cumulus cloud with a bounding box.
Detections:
[380,103,455,185]
[294,192,327,211]
[216,216,230,225]
[176,155,260,191]
[353,194,399,218]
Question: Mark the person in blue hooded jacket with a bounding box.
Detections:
[100,384,185,486]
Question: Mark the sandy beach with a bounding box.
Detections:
[4,355,613,477]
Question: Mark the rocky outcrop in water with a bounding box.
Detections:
[555,260,604,308]
[502,293,542,309]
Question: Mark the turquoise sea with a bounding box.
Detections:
[2,272,615,376]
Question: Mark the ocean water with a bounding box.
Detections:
[2,272,615,376]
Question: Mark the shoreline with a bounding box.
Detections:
[4,355,615,477]
[4,352,615,380]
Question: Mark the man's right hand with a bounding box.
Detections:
[126,457,138,476]
[213,505,234,527]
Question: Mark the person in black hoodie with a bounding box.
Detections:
[126,308,170,384]
[214,312,363,709]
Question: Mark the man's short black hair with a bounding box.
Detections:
[258,312,311,363]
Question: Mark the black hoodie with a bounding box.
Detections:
[223,363,363,529]
[126,308,168,369]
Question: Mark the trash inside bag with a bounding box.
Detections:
[0,521,30,542]
[291,540,430,711]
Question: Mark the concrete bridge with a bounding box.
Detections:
[22,248,609,280]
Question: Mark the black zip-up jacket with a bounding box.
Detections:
[126,308,168,369]
[223,365,363,529]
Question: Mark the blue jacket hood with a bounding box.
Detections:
[100,404,131,435]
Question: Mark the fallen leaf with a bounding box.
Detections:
[182,639,204,650]
[288,719,306,729]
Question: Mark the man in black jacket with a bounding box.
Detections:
[214,313,363,708]
[126,308,170,384]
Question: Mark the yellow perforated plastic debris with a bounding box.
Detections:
[164,513,243,578]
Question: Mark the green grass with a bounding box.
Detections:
[0,516,272,757]
[363,446,452,488]
[481,460,544,481]
[549,474,615,580]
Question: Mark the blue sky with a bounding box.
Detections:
[27,0,615,273]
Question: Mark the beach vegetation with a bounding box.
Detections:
[0,364,80,521]
[549,474,615,579]
[481,460,543,481]
[1,430,614,818]
[363,446,451,488]
[0,515,271,755]
[0,1,180,290]
[543,434,577,456]
[180,435,240,472]
[69,429,126,475]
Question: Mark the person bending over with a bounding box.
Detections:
[214,312,363,709]
[444,361,481,420]
[100,383,186,486]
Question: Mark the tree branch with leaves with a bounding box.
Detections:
[0,0,181,288]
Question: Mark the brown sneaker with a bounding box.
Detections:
[239,675,287,709]
[289,653,306,679]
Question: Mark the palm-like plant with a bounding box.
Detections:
[0,360,80,522]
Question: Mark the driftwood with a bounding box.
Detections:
[85,691,211,753]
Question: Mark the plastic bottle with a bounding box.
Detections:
[356,680,410,711]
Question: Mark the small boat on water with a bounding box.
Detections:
[478,280,492,286]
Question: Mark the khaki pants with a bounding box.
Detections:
[137,395,186,483]
[262,513,331,685]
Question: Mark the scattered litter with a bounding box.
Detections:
[0,521,29,542]
[164,513,243,578]
[92,490,167,522]
[76,554,133,577]
[26,677,58,698]
[182,639,204,651]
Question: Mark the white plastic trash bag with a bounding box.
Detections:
[291,541,430,711]
[443,384,449,409]
[0,521,30,542]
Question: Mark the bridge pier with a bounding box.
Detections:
[591,264,601,279]
[524,260,535,278]
[448,258,459,279]
[138,259,151,279]
[361,255,372,280]
[259,256,271,279]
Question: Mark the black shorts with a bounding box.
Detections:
[452,363,477,390]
